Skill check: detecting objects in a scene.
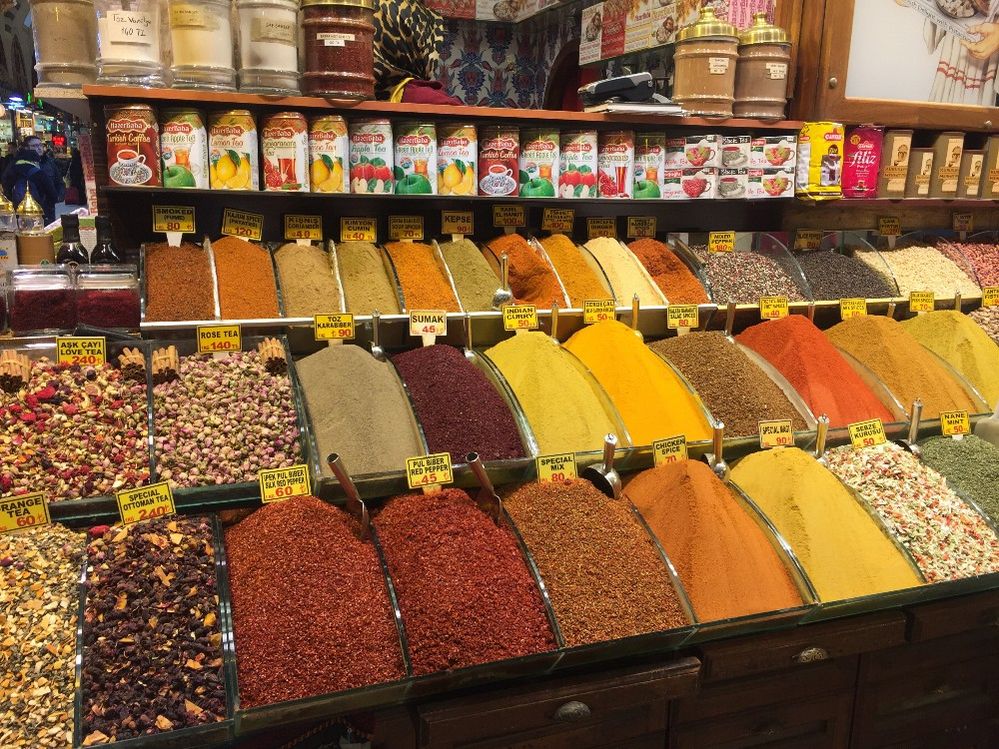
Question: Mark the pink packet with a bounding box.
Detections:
[842,125,884,199]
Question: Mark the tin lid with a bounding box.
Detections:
[0,188,13,213]
[677,7,737,42]
[301,0,373,7]
[738,12,789,45]
[17,187,42,217]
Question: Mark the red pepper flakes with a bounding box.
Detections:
[225,496,406,708]
[374,489,556,676]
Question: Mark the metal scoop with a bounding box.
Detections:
[813,415,830,465]
[581,434,622,498]
[895,400,923,457]
[631,294,643,339]
[703,421,728,481]
[369,310,386,361]
[492,252,514,309]
[724,302,737,338]
[466,452,503,523]
[325,453,371,540]
[549,302,560,341]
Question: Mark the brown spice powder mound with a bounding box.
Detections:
[144,242,215,321]
[628,238,709,304]
[211,236,280,319]
[486,233,565,307]
[384,241,461,311]
[539,234,609,306]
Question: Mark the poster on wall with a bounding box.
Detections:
[579,3,604,64]
[846,0,999,107]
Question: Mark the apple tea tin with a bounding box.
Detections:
[160,109,209,189]
[519,128,559,198]
[394,122,437,195]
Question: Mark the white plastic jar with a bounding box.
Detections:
[236,0,301,94]
[96,0,167,86]
[168,0,236,90]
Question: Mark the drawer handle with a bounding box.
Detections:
[793,646,829,664]
[752,721,782,737]
[553,701,592,722]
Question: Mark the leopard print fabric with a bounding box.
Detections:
[374,0,446,99]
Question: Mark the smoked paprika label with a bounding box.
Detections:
[583,299,617,324]
[341,217,376,242]
[259,464,311,503]
[493,205,526,228]
[627,216,656,239]
[389,215,424,241]
[940,410,970,437]
[409,310,447,337]
[153,205,195,234]
[221,208,264,241]
[116,482,175,526]
[759,296,789,320]
[667,304,698,330]
[758,419,794,449]
[503,304,538,331]
[0,493,51,534]
[535,453,577,482]
[909,291,935,313]
[314,313,354,341]
[542,208,575,233]
[406,453,453,489]
[587,217,616,240]
[197,324,241,354]
[849,418,887,449]
[652,435,687,467]
[984,287,999,307]
[441,210,473,236]
[708,231,735,253]
[839,298,868,320]
[284,214,323,241]
[56,337,107,367]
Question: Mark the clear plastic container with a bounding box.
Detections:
[96,0,167,86]
[8,266,76,335]
[31,0,98,87]
[302,0,375,99]
[76,265,142,329]
[168,0,236,90]
[236,0,301,94]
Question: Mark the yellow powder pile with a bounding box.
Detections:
[564,320,712,445]
[584,237,665,307]
[538,234,611,306]
[730,447,922,602]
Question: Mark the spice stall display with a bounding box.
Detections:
[624,461,804,622]
[792,250,897,301]
[7,267,76,336]
[504,478,691,647]
[583,237,666,307]
[935,239,999,287]
[690,247,809,304]
[627,238,710,304]
[374,489,557,676]
[920,435,999,524]
[485,234,566,308]
[75,266,142,330]
[439,238,501,312]
[80,517,227,745]
[143,243,217,322]
[383,241,461,312]
[225,496,406,708]
[210,236,280,320]
[730,448,923,601]
[538,234,612,306]
[853,244,981,298]
[334,241,402,316]
[0,525,85,749]
[274,243,344,317]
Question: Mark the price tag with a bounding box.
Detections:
[258,464,311,504]
[409,310,447,337]
[314,313,355,341]
[909,291,935,313]
[56,337,106,367]
[839,298,868,320]
[848,418,887,449]
[587,217,616,240]
[0,493,51,534]
[406,452,454,489]
[116,482,175,527]
[341,217,377,242]
[583,299,617,324]
[152,205,195,234]
[759,419,794,449]
[984,287,999,307]
[667,304,699,330]
[284,214,323,242]
[940,410,970,437]
[793,230,822,251]
[652,435,687,467]
[952,212,974,234]
[221,208,264,241]
[503,304,538,331]
[759,296,789,320]
[388,215,424,241]
[878,216,901,237]
[493,205,526,228]
[197,324,241,354]
[708,231,735,253]
[441,210,473,236]
[627,216,656,239]
[535,453,577,483]
[542,208,575,233]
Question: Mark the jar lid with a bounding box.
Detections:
[677,7,737,42]
[301,0,373,7]
[0,189,13,213]
[739,12,790,45]
[17,187,42,217]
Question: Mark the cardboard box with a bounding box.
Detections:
[748,168,794,199]
[663,168,718,199]
[749,135,796,169]
[665,135,722,169]
[981,136,999,199]
[959,150,983,199]
[718,168,748,199]
[929,131,963,198]
[721,135,751,168]
[878,129,913,199]
[905,149,934,198]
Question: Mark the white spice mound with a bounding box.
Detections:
[584,237,665,306]
[855,245,981,298]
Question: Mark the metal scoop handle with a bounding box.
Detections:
[326,453,371,540]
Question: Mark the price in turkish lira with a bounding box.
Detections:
[259,464,311,504]
[0,494,50,534]
[442,211,473,236]
[341,217,376,242]
[793,230,822,251]
[116,482,175,526]
[197,324,241,354]
[314,313,354,341]
[839,298,867,320]
[627,216,656,239]
[849,418,887,449]
[708,231,735,253]
[587,217,616,239]
[409,310,447,337]
[536,453,577,482]
[583,299,617,324]
[221,208,264,241]
[56,337,106,367]
[909,291,935,313]
[667,304,698,330]
[503,304,538,331]
[984,287,999,308]
[493,205,526,228]
[652,435,687,467]
[406,453,454,489]
[153,205,195,233]
[389,215,424,241]
[760,296,789,320]
[759,419,793,449]
[284,214,322,241]
[543,208,575,233]
[878,216,901,237]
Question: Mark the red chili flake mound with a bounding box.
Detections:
[374,489,556,676]
[225,496,406,708]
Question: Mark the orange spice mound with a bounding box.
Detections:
[487,233,565,307]
[384,242,460,311]
[539,234,609,306]
[628,238,709,304]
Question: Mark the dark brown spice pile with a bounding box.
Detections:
[144,243,216,322]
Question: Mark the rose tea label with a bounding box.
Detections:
[0,493,51,534]
[153,205,195,233]
[760,296,789,320]
[389,215,424,241]
[116,482,175,526]
[542,208,575,233]
[221,208,264,241]
[284,214,322,241]
[536,453,577,482]
[259,464,311,503]
[587,217,616,239]
[340,217,376,242]
[759,419,793,448]
[849,418,887,449]
[667,304,698,330]
[653,435,687,467]
[627,216,656,239]
[940,410,970,437]
[503,304,538,331]
[57,337,106,367]
[583,299,617,324]
[441,210,473,236]
[314,313,354,341]
[840,298,867,320]
[409,310,447,337]
[197,324,241,354]
[406,453,454,489]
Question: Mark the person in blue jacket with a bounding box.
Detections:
[1,136,59,224]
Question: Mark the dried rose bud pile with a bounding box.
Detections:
[153,351,300,488]
[0,524,85,749]
[0,360,150,502]
[81,516,226,744]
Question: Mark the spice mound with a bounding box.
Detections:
[627,238,709,304]
[585,236,665,306]
[226,496,406,708]
[336,241,401,315]
[297,345,424,477]
[825,442,999,582]
[539,234,610,306]
[970,306,999,344]
[0,524,84,749]
[937,240,999,287]
[484,331,620,454]
[486,233,565,308]
[81,517,226,744]
[650,332,807,438]
[153,350,300,487]
[854,244,980,298]
[440,238,501,312]
[384,241,461,312]
[737,315,894,428]
[691,248,808,304]
[731,447,922,601]
[825,315,978,418]
[144,242,216,322]
[211,236,280,319]
[626,460,803,621]
[505,478,689,647]
[920,435,999,525]
[564,320,712,445]
[375,489,556,675]
[0,358,150,501]
[274,243,343,317]
[793,250,897,300]
[391,345,525,463]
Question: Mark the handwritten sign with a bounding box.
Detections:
[984,287,999,308]
[878,216,901,237]
[909,291,935,313]
[793,230,822,251]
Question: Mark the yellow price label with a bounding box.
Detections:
[56,337,106,367]
[341,217,377,242]
[535,453,577,483]
[953,213,974,233]
[409,310,447,337]
[116,482,175,526]
[259,464,311,504]
[652,435,687,467]
[503,304,538,331]
[314,313,355,341]
[542,208,575,233]
[839,298,868,320]
[221,208,264,241]
[849,418,887,449]
[389,215,424,241]
[878,216,901,237]
[284,214,323,241]
[627,216,657,239]
[793,230,822,251]
[406,452,454,489]
[197,324,241,354]
[909,291,935,313]
[587,217,616,240]
[760,296,789,320]
[708,231,736,253]
[940,410,970,437]
[442,211,474,236]
[493,205,526,228]
[153,205,195,234]
[583,299,617,325]
[984,287,999,307]
[0,493,51,534]
[667,304,698,330]
[759,419,794,449]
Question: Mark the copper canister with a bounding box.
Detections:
[734,13,791,120]
[673,8,739,118]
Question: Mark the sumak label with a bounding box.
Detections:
[759,419,794,449]
[259,464,311,503]
[197,325,241,354]
[57,337,106,367]
[0,493,50,534]
[849,418,887,449]
[116,482,175,526]
[409,310,447,337]
[314,314,354,341]
[940,410,970,437]
[653,435,687,467]
[406,453,454,489]
[536,453,577,482]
